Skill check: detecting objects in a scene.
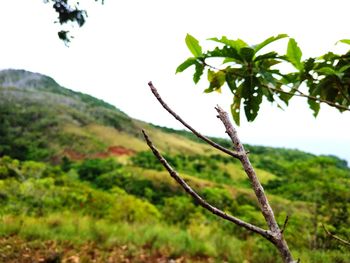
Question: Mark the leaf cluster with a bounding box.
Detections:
[177,34,350,125]
[43,0,104,44]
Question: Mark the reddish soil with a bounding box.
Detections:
[62,146,135,161]
[107,146,134,156]
[0,236,211,263]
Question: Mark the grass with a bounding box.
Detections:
[86,124,148,152]
[6,213,348,263]
[145,126,219,156]
[0,213,249,262]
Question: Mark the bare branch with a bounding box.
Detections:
[215,105,296,262]
[323,224,350,248]
[142,129,272,240]
[215,106,280,232]
[147,81,242,159]
[266,85,350,112]
[145,82,296,262]
[281,215,289,234]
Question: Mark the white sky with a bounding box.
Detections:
[0,0,350,163]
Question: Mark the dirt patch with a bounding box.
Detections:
[107,146,134,156]
[62,146,135,161]
[0,235,211,263]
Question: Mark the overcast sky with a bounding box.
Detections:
[0,0,349,163]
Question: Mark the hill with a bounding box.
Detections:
[0,69,349,262]
[0,69,222,162]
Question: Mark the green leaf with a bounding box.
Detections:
[176,58,197,73]
[254,51,279,61]
[260,59,281,68]
[205,46,242,62]
[223,57,235,64]
[205,70,226,93]
[308,98,320,117]
[208,36,248,49]
[287,38,303,70]
[193,63,204,84]
[259,69,278,86]
[316,67,338,75]
[303,58,315,72]
[231,84,243,125]
[339,64,350,73]
[239,47,255,62]
[277,85,297,105]
[261,84,275,102]
[253,34,288,54]
[185,34,202,57]
[241,77,263,121]
[338,39,350,45]
[225,70,238,93]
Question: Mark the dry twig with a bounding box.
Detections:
[323,224,350,247]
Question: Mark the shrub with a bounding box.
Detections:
[108,194,160,223]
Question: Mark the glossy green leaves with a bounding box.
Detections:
[177,34,350,125]
[205,70,226,93]
[253,34,288,54]
[176,58,197,73]
[185,34,202,57]
[287,38,303,70]
[338,39,350,45]
[176,35,205,84]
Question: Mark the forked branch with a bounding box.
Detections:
[142,129,271,240]
[144,82,296,263]
[148,81,242,159]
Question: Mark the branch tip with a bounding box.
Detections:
[281,215,289,234]
[146,82,242,159]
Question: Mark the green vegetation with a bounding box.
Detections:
[178,34,350,124]
[1,153,349,262]
[0,69,349,262]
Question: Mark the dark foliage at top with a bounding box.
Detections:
[43,0,104,43]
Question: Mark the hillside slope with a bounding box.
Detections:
[0,69,349,262]
[0,69,221,161]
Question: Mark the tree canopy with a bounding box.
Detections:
[177,34,350,125]
[43,0,104,43]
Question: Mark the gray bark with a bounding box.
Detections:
[144,81,298,263]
